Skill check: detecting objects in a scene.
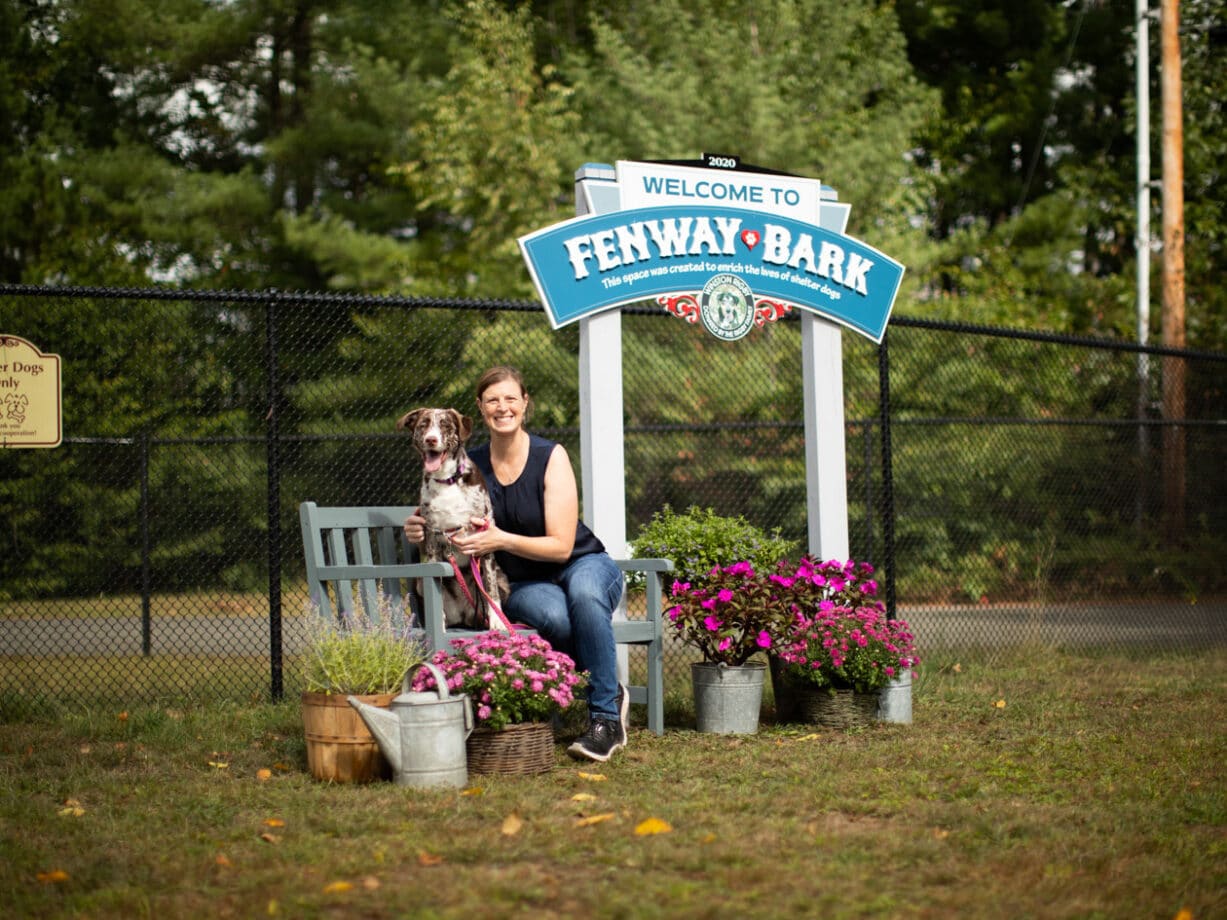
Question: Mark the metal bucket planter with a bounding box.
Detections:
[878,670,913,724]
[691,660,767,734]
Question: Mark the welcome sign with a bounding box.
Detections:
[518,158,904,342]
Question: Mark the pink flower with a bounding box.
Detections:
[756,630,772,648]
[703,615,723,632]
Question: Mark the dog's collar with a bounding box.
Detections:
[429,458,468,486]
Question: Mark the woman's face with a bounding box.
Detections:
[478,377,526,435]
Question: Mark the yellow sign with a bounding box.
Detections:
[0,335,62,448]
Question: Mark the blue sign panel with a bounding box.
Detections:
[520,202,904,343]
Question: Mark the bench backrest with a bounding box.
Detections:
[299,501,444,628]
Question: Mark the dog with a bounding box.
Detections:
[396,407,510,630]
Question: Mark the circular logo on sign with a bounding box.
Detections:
[699,274,755,341]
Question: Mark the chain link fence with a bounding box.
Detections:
[2,288,1224,708]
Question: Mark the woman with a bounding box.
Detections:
[402,366,628,763]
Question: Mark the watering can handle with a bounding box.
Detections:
[405,661,451,700]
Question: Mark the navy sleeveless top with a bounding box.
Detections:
[468,434,605,583]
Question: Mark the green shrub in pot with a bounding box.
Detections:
[630,504,798,588]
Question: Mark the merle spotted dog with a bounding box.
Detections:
[396,407,509,630]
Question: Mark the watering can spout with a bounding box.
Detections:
[348,696,403,774]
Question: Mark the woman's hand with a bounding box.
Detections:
[402,511,426,545]
[449,517,501,557]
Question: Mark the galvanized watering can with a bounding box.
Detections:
[348,662,473,789]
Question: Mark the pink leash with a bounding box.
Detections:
[445,523,515,632]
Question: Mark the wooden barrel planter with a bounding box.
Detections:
[301,691,396,783]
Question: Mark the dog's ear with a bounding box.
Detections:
[396,408,426,432]
[453,410,473,442]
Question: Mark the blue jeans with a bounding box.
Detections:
[503,552,624,721]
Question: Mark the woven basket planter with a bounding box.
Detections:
[792,686,880,730]
[466,721,555,775]
[770,657,880,730]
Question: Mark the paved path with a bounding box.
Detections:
[2,601,1223,657]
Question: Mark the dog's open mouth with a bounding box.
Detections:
[422,449,445,473]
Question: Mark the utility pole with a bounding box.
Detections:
[1160,0,1186,543]
[1135,0,1150,529]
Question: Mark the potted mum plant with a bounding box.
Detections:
[666,561,793,734]
[411,632,587,774]
[770,556,920,728]
[299,599,429,783]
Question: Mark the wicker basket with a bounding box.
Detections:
[793,687,880,730]
[466,721,555,775]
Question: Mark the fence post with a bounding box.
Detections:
[877,331,897,620]
[140,429,151,656]
[266,298,283,700]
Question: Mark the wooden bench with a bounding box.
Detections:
[298,501,673,734]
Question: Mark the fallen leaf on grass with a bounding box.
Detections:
[417,851,444,867]
[501,813,523,836]
[37,869,69,883]
[700,832,718,844]
[362,876,380,890]
[1173,910,1193,920]
[208,760,229,769]
[263,818,285,827]
[570,793,597,802]
[273,762,293,772]
[795,733,821,742]
[460,787,484,797]
[634,817,672,836]
[322,881,353,894]
[78,744,91,754]
[58,805,85,817]
[933,828,950,840]
[260,832,281,844]
[993,699,1006,709]
[117,711,128,722]
[575,813,615,828]
[215,853,233,867]
[576,771,607,782]
[256,768,272,782]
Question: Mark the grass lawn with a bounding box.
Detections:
[1,646,1224,919]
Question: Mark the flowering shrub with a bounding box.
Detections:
[772,557,920,694]
[411,632,586,731]
[665,561,792,666]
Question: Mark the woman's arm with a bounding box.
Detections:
[453,444,577,563]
